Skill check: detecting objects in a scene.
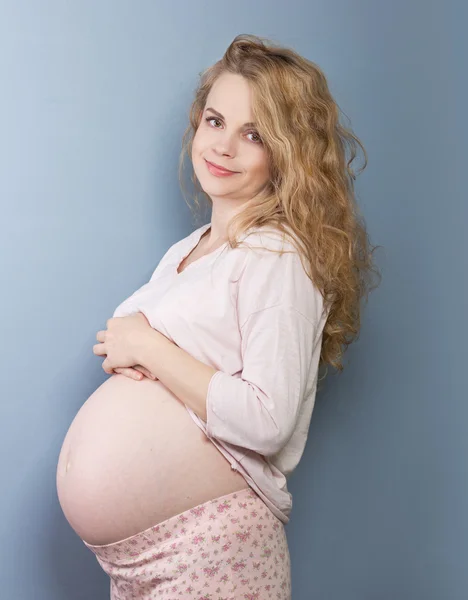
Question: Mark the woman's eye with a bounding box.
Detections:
[205,117,262,144]
[206,117,222,127]
[248,132,262,144]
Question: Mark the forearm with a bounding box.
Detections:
[135,328,217,422]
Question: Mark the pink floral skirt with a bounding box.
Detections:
[83,486,291,599]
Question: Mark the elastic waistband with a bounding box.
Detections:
[82,486,275,563]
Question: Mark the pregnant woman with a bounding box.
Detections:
[56,34,379,599]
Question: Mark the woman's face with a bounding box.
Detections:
[191,72,270,208]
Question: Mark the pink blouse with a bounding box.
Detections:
[112,222,329,524]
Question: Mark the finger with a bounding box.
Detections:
[101,359,114,375]
[134,365,151,378]
[118,367,143,380]
[115,367,139,380]
[134,365,157,380]
[93,343,105,355]
[128,368,143,380]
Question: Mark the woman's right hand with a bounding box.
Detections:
[114,365,158,381]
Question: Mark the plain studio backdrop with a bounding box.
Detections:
[0,1,465,598]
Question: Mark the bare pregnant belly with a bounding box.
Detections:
[56,374,249,546]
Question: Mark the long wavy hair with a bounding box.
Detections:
[179,34,382,377]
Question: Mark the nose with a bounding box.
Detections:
[213,130,237,157]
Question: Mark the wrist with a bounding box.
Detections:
[135,326,166,368]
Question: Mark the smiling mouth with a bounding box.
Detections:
[205,159,239,174]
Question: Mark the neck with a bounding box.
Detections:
[207,199,252,244]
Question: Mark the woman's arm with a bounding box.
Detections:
[135,327,217,422]
[134,304,318,458]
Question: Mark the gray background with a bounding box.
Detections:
[0,1,465,598]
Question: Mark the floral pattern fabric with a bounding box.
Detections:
[83,486,291,599]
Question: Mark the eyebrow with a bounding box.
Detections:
[205,107,257,128]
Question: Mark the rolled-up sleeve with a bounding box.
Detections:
[205,303,317,456]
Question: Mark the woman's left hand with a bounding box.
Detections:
[93,312,151,375]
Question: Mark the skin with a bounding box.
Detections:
[108,72,271,380]
[76,73,273,544]
[191,71,270,244]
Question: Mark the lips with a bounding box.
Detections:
[205,159,238,174]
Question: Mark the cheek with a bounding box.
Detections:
[250,154,269,179]
[191,131,200,156]
[191,134,207,177]
[191,140,205,170]
[193,124,209,147]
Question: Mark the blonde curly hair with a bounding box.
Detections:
[179,33,382,377]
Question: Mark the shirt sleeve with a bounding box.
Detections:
[205,240,324,456]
